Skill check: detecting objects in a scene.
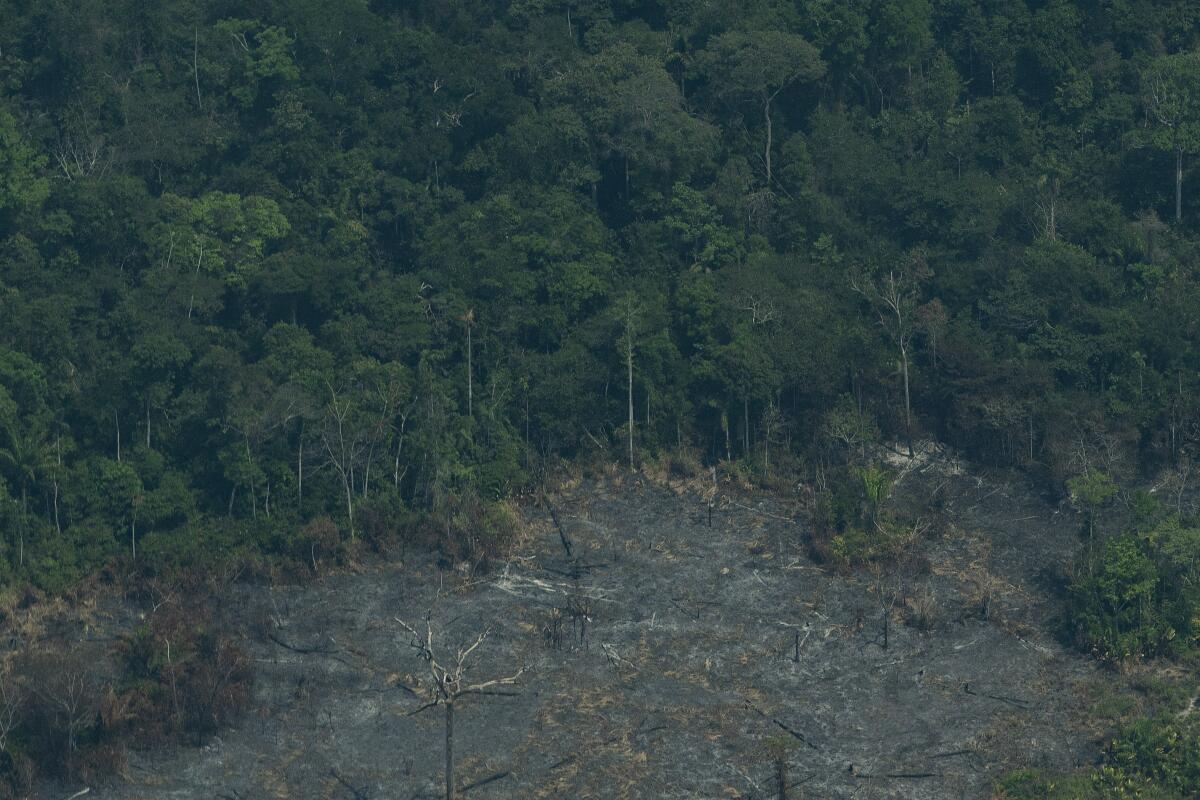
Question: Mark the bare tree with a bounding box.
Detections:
[614,296,641,470]
[0,666,21,756]
[319,382,370,538]
[461,309,475,418]
[851,251,930,458]
[864,520,927,651]
[396,617,524,800]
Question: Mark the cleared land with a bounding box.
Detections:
[45,452,1101,799]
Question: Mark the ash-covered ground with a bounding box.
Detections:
[52,450,1103,799]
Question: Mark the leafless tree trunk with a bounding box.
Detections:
[763,93,773,185]
[52,435,62,536]
[1176,145,1184,222]
[297,420,304,509]
[444,701,455,800]
[462,310,475,418]
[193,28,203,109]
[852,258,927,458]
[321,386,363,537]
[187,244,205,320]
[627,333,634,469]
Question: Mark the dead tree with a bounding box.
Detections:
[864,520,927,651]
[850,252,930,458]
[566,589,592,649]
[0,666,21,755]
[396,617,523,800]
[542,608,564,650]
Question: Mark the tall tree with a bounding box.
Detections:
[852,250,930,457]
[614,295,641,470]
[1140,51,1200,222]
[697,30,825,185]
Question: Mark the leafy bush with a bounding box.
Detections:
[1067,519,1200,660]
[1108,714,1200,796]
[809,464,913,568]
[996,714,1200,799]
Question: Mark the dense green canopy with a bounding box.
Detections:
[0,0,1198,587]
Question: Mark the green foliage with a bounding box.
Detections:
[1137,52,1200,158]
[0,103,48,219]
[1069,471,1119,511]
[821,396,879,463]
[857,463,893,523]
[0,0,1194,600]
[998,713,1200,799]
[1068,519,1200,660]
[811,463,911,567]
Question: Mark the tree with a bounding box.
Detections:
[614,294,641,470]
[461,309,475,418]
[1067,469,1117,548]
[1140,51,1200,222]
[851,250,931,457]
[821,395,879,465]
[98,459,144,560]
[698,31,825,185]
[396,617,523,800]
[0,349,51,567]
[0,103,49,225]
[149,191,290,317]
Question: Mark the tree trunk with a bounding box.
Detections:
[187,245,204,320]
[900,344,913,457]
[776,756,788,800]
[1028,414,1034,463]
[1047,179,1057,241]
[115,411,121,462]
[193,27,202,109]
[19,483,26,568]
[146,397,151,449]
[445,701,455,800]
[763,95,773,185]
[297,428,304,510]
[627,334,634,470]
[723,412,731,462]
[466,322,473,418]
[743,396,750,456]
[52,437,62,535]
[1176,146,1184,223]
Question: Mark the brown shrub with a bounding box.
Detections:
[111,591,253,745]
[294,516,342,570]
[427,490,522,573]
[11,649,103,779]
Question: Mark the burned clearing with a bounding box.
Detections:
[46,453,1100,799]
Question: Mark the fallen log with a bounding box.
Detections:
[461,772,510,793]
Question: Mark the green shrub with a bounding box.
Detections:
[1108,715,1200,796]
[1068,534,1166,659]
[1067,519,1200,660]
[996,769,1103,799]
[997,715,1200,799]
